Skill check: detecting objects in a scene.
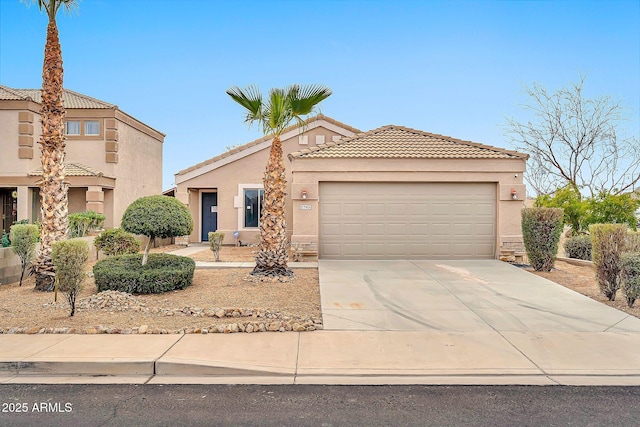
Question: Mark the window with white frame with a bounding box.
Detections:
[65,120,81,135]
[244,188,264,228]
[84,120,100,135]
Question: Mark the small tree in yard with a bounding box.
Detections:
[120,195,193,266]
[208,231,224,262]
[52,239,89,317]
[521,207,564,271]
[10,224,40,286]
[590,224,627,301]
[621,253,640,308]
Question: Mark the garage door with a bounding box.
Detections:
[319,182,496,259]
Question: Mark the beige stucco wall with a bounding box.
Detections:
[175,121,354,244]
[289,157,527,258]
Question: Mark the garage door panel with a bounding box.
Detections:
[319,182,496,259]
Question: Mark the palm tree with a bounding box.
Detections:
[227,84,331,278]
[26,0,78,291]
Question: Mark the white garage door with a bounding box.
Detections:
[319,182,496,259]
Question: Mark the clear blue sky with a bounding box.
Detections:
[1,0,638,191]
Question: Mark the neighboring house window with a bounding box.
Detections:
[244,189,264,228]
[65,120,81,135]
[84,120,100,135]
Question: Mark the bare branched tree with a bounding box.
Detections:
[505,76,640,197]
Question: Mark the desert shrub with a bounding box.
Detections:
[621,253,640,308]
[94,228,141,257]
[121,195,193,265]
[626,231,640,254]
[563,234,592,260]
[9,224,39,286]
[536,186,586,235]
[52,239,89,316]
[522,207,564,271]
[208,231,225,262]
[586,192,639,232]
[93,253,195,294]
[68,211,105,238]
[590,223,627,301]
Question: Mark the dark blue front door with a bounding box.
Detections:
[201,192,217,241]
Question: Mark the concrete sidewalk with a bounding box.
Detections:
[2,329,640,385]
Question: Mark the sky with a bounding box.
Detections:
[1,0,638,192]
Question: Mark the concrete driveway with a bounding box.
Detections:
[319,260,640,333]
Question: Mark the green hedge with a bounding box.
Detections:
[522,207,564,271]
[93,253,195,294]
[563,234,592,260]
[621,252,640,308]
[94,228,141,257]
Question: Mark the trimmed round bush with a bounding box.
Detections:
[563,234,592,260]
[94,228,141,256]
[93,253,195,294]
[522,207,564,271]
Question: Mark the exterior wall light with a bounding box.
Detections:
[511,188,517,200]
[301,190,308,200]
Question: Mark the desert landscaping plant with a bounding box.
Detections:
[227,84,331,278]
[68,211,105,238]
[627,231,640,254]
[620,253,640,308]
[93,253,195,294]
[9,224,40,286]
[563,234,592,261]
[590,223,627,301]
[52,239,89,316]
[208,231,225,262]
[120,195,193,266]
[94,228,140,257]
[521,207,564,271]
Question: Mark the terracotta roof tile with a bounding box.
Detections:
[28,163,105,177]
[176,114,361,175]
[289,125,528,160]
[0,85,115,109]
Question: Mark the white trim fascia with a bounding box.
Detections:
[175,119,357,185]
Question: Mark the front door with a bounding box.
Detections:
[201,192,218,241]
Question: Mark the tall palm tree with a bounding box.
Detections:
[26,0,78,291]
[227,84,331,278]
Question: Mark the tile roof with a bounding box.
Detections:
[0,85,115,109]
[28,163,105,177]
[176,114,361,176]
[289,125,529,160]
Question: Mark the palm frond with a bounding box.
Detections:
[226,85,264,126]
[288,84,332,116]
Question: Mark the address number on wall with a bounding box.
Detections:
[299,204,312,210]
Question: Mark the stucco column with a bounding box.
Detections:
[85,186,105,214]
[16,186,29,222]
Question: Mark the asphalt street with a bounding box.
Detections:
[1,385,639,426]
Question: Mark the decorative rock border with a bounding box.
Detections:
[1,290,323,335]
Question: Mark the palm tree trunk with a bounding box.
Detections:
[252,136,293,278]
[34,19,69,291]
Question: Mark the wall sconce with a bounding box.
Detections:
[301,189,308,200]
[511,188,517,200]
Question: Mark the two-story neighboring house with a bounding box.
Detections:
[0,85,164,234]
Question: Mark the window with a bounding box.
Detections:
[85,120,100,135]
[65,121,81,135]
[244,189,264,228]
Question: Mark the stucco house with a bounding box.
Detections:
[0,85,164,234]
[174,115,528,260]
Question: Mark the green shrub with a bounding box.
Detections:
[52,239,89,316]
[94,228,141,257]
[208,231,225,262]
[522,207,564,271]
[620,253,640,308]
[1,231,9,248]
[587,192,639,232]
[68,211,106,238]
[9,224,39,286]
[121,195,193,265]
[536,186,586,235]
[590,223,627,301]
[93,253,195,294]
[563,234,592,260]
